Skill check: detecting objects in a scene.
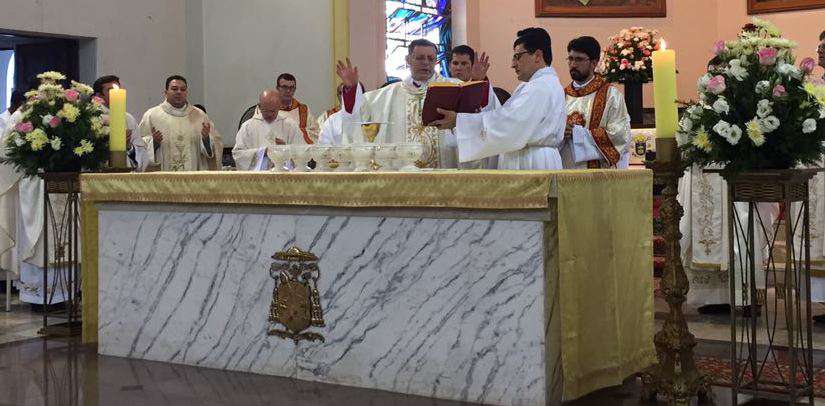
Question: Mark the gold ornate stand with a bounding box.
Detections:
[641,139,709,405]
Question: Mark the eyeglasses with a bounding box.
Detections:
[567,56,591,64]
[512,51,532,62]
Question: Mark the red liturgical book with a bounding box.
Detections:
[422,81,489,126]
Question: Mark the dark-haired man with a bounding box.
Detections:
[137,75,222,171]
[432,27,566,169]
[276,73,319,144]
[0,89,24,135]
[335,39,498,168]
[562,36,631,169]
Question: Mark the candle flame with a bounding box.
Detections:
[112,84,120,89]
[660,39,668,50]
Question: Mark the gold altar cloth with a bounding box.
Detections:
[80,169,654,400]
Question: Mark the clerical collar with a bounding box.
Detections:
[573,76,595,90]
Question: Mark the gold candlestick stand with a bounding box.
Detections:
[641,138,709,405]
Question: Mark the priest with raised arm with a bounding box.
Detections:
[232,88,305,171]
[138,75,222,171]
[562,36,631,169]
[432,28,566,170]
[335,39,498,168]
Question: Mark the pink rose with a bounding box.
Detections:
[48,116,61,128]
[642,49,651,56]
[64,89,80,102]
[15,122,33,133]
[707,75,727,95]
[772,84,787,97]
[713,40,726,56]
[800,57,816,73]
[757,47,778,66]
[91,95,105,105]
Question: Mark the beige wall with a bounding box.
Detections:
[470,0,825,106]
[0,0,187,121]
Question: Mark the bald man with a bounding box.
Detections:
[232,88,305,170]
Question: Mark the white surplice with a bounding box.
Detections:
[138,101,222,171]
[0,110,10,135]
[341,72,499,168]
[561,76,632,169]
[678,167,779,306]
[0,110,69,304]
[318,109,361,146]
[453,66,566,170]
[232,108,305,171]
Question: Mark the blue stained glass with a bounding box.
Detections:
[385,0,452,80]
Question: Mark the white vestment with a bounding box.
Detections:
[341,72,499,168]
[232,108,305,171]
[561,76,632,169]
[1,110,69,304]
[454,66,566,170]
[138,101,222,171]
[794,161,825,301]
[318,110,360,146]
[281,99,320,144]
[678,167,779,305]
[0,110,10,135]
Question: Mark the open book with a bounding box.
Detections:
[422,81,489,126]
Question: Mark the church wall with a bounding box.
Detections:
[474,0,717,106]
[0,0,187,125]
[199,0,334,146]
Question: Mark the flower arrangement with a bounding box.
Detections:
[4,71,110,175]
[602,27,661,84]
[677,19,825,172]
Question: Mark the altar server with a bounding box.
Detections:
[432,27,566,170]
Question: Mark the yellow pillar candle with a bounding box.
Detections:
[108,86,127,151]
[652,40,678,139]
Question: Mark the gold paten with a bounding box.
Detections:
[267,246,325,343]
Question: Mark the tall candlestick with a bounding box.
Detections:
[652,40,678,139]
[108,86,127,151]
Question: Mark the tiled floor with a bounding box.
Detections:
[3,288,825,405]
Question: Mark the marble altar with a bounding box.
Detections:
[81,170,654,406]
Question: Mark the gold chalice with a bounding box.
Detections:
[360,122,382,143]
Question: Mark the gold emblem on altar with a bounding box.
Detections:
[267,246,326,343]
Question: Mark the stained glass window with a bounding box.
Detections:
[385,0,451,81]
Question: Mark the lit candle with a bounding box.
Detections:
[652,39,678,139]
[108,85,127,151]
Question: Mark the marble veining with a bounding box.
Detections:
[98,210,552,405]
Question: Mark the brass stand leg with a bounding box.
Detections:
[641,140,708,404]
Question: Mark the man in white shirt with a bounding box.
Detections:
[433,27,566,170]
[233,88,305,170]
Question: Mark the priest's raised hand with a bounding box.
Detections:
[470,52,491,81]
[335,58,359,89]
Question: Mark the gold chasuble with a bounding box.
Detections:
[563,76,630,169]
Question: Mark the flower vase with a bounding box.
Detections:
[624,80,644,126]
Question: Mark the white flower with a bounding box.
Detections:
[755,80,771,95]
[713,120,732,138]
[676,131,690,147]
[41,114,54,126]
[776,62,802,79]
[679,116,694,132]
[13,135,24,146]
[819,106,825,119]
[50,137,62,151]
[697,73,712,92]
[726,59,749,81]
[760,115,781,133]
[712,98,730,115]
[686,105,703,119]
[756,99,772,118]
[727,124,743,145]
[803,118,817,134]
